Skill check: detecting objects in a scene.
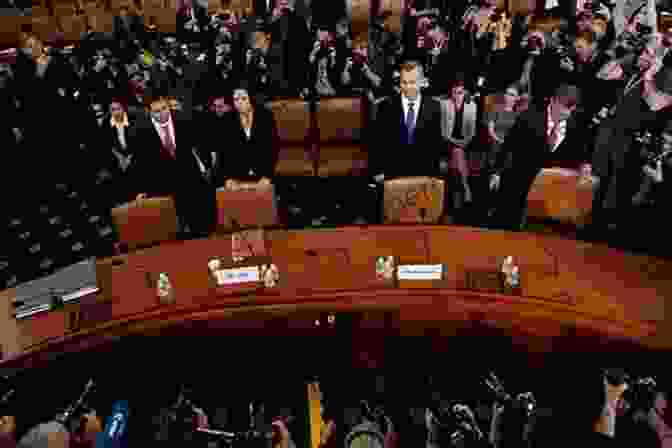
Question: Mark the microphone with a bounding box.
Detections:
[56,379,95,426]
[230,218,259,260]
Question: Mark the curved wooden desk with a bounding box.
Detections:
[2,225,671,371]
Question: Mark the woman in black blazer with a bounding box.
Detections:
[91,98,143,209]
[222,88,280,188]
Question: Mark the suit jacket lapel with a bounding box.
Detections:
[415,96,426,133]
[551,115,578,155]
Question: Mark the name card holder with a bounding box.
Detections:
[395,263,448,289]
[207,255,274,294]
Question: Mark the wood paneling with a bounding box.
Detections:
[0,225,669,372]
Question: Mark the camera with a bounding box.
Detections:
[528,35,544,49]
[636,23,654,35]
[352,51,367,65]
[622,377,658,412]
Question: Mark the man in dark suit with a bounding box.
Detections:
[134,93,217,237]
[367,60,443,223]
[370,60,443,180]
[488,83,586,231]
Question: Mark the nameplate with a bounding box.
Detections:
[397,265,443,280]
[212,266,261,286]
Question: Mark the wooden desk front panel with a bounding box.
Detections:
[2,225,670,362]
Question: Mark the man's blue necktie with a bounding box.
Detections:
[405,101,415,143]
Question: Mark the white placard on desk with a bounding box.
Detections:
[397,265,443,281]
[213,266,261,286]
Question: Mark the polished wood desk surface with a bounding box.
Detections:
[2,225,671,370]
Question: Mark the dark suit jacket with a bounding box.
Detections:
[490,103,583,230]
[370,95,443,178]
[134,111,218,232]
[218,106,279,182]
[91,123,143,208]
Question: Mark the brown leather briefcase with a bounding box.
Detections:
[383,177,446,224]
[216,184,279,231]
[111,197,178,250]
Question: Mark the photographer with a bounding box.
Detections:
[531,368,616,448]
[590,41,672,236]
[631,117,672,206]
[309,26,341,97]
[268,0,311,97]
[242,25,281,102]
[615,377,662,448]
[500,30,558,104]
[342,34,383,99]
[613,0,657,37]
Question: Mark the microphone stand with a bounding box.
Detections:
[56,379,95,427]
[230,218,259,262]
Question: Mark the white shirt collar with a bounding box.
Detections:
[546,105,567,152]
[402,94,420,109]
[152,113,173,129]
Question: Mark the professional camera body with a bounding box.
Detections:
[622,377,658,412]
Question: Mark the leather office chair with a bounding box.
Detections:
[111,197,178,251]
[316,97,368,177]
[216,182,279,231]
[383,177,446,224]
[269,99,315,176]
[527,167,597,228]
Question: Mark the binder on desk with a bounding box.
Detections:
[111,197,178,251]
[383,177,445,224]
[216,184,278,231]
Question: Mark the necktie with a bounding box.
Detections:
[406,101,415,141]
[161,124,176,158]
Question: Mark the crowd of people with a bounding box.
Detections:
[2,0,672,289]
[1,368,671,448]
